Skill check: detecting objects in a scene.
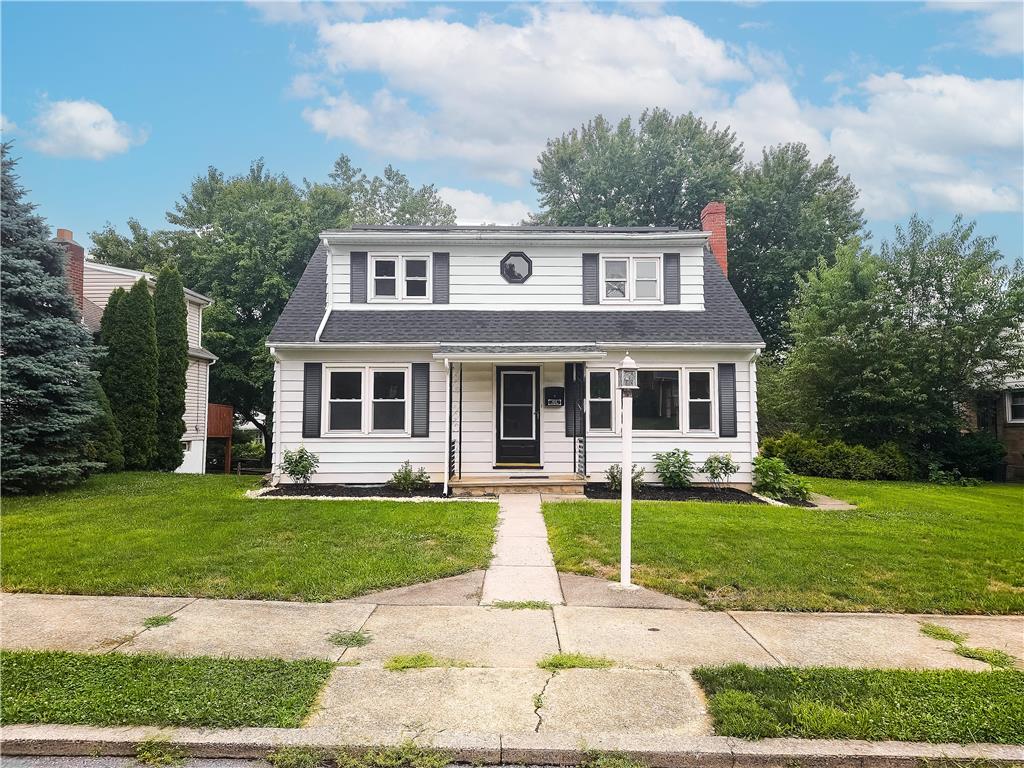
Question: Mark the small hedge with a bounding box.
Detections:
[761,433,913,481]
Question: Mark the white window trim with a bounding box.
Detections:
[586,368,617,434]
[499,370,537,441]
[599,253,662,304]
[1007,389,1024,424]
[322,365,412,437]
[684,366,717,435]
[369,253,432,303]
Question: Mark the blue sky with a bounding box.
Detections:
[3,1,1022,259]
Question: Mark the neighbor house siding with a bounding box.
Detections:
[183,359,209,441]
[186,302,202,347]
[327,243,705,312]
[82,263,138,308]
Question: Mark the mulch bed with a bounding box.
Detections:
[263,483,446,498]
[584,483,765,504]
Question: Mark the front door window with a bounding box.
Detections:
[501,371,536,439]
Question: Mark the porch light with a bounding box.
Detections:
[617,353,639,390]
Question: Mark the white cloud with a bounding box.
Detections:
[739,21,771,30]
[286,72,326,99]
[929,2,1023,56]
[0,114,16,134]
[250,1,404,25]
[29,99,146,160]
[438,187,532,225]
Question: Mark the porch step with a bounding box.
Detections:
[450,474,585,497]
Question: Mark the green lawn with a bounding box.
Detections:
[0,650,332,727]
[1,473,497,601]
[693,664,1024,743]
[543,480,1024,613]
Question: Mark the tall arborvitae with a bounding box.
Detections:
[83,377,125,472]
[104,278,159,469]
[0,143,103,492]
[152,266,188,470]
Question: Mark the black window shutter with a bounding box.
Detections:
[411,363,430,437]
[564,363,585,436]
[350,251,367,303]
[302,362,322,438]
[663,253,680,305]
[718,363,737,438]
[582,253,599,305]
[432,252,449,304]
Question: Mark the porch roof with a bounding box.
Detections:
[434,344,606,361]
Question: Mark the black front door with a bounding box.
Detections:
[495,367,541,466]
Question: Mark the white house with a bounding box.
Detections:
[54,229,217,473]
[268,203,764,493]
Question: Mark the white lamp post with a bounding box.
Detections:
[615,352,640,590]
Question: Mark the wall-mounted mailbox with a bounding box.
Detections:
[544,386,565,407]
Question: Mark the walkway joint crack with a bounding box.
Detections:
[533,670,556,733]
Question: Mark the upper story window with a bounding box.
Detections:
[371,254,430,302]
[601,255,661,303]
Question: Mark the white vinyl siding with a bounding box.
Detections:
[273,349,757,485]
[183,359,209,440]
[328,244,704,311]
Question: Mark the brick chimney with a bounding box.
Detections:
[53,228,85,309]
[700,201,727,276]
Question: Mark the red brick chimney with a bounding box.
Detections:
[700,201,727,276]
[53,228,85,308]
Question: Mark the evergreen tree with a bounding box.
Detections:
[0,143,102,493]
[152,266,188,470]
[104,278,159,469]
[83,377,125,472]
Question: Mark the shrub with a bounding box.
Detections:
[927,463,982,487]
[701,454,740,490]
[760,432,916,481]
[653,448,696,488]
[233,440,265,461]
[874,442,915,480]
[942,431,1006,480]
[752,456,811,502]
[606,462,645,493]
[761,432,826,476]
[280,446,319,485]
[388,460,432,492]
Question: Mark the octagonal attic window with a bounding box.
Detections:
[501,252,532,284]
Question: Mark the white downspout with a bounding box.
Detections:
[443,358,452,496]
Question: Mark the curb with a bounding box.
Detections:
[2,726,1023,767]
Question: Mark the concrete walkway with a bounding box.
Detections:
[480,494,564,605]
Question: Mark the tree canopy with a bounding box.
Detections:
[91,155,455,463]
[781,216,1024,449]
[1,143,103,492]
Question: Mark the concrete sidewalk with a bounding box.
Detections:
[480,494,564,605]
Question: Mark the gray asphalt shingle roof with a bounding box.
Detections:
[268,243,763,346]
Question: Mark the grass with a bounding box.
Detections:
[1,472,498,601]
[543,480,1024,613]
[537,652,614,671]
[491,600,553,610]
[919,623,1017,670]
[142,615,175,629]
[692,664,1024,743]
[327,630,371,648]
[0,650,333,727]
[383,653,470,671]
[268,742,450,768]
[136,739,187,767]
[920,622,968,644]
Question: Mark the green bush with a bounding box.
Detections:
[388,460,431,493]
[653,448,696,488]
[752,456,811,502]
[760,432,915,481]
[606,463,645,493]
[232,440,265,461]
[280,447,319,485]
[941,431,1006,480]
[701,454,740,490]
[927,463,982,487]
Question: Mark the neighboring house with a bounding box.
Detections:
[990,378,1024,481]
[54,229,217,473]
[268,203,764,493]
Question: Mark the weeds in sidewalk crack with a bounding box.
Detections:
[533,671,555,732]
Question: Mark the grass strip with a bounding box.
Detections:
[692,663,1024,743]
[0,650,333,728]
[383,653,470,671]
[538,652,614,671]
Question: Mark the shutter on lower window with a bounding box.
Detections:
[564,363,585,437]
[350,251,367,303]
[663,253,680,305]
[411,363,430,437]
[718,363,737,438]
[432,252,449,304]
[302,363,322,438]
[582,253,599,305]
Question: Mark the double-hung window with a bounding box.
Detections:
[1009,389,1024,423]
[587,370,614,431]
[325,367,409,435]
[601,255,661,303]
[686,369,714,432]
[371,254,430,301]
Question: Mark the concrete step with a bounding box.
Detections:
[451,474,585,496]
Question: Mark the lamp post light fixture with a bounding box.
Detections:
[614,352,640,590]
